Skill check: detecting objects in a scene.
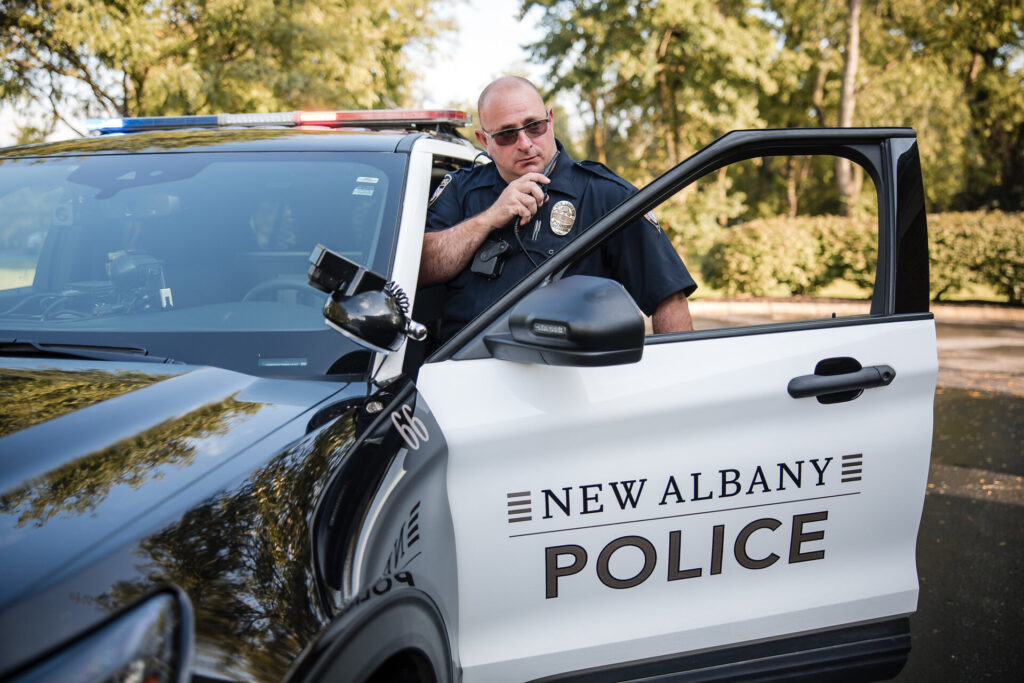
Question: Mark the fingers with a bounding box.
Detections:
[505,174,550,221]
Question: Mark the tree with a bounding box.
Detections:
[527,0,1022,221]
[525,0,777,175]
[884,0,1024,210]
[523,0,778,257]
[835,0,861,216]
[1,0,451,136]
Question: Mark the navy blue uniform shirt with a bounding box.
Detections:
[425,141,696,340]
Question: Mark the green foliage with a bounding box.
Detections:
[524,0,777,180]
[701,211,1024,303]
[930,211,1024,303]
[701,215,877,297]
[525,0,1023,217]
[885,0,1024,209]
[928,212,991,301]
[1,0,452,127]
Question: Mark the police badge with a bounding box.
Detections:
[549,200,576,236]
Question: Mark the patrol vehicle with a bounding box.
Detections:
[0,110,935,682]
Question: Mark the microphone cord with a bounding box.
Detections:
[513,150,559,269]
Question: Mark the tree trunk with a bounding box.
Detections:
[789,65,830,217]
[587,91,607,165]
[657,28,680,168]
[787,157,799,217]
[836,0,861,216]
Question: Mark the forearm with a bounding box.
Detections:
[419,212,498,286]
[652,291,693,334]
[421,172,550,286]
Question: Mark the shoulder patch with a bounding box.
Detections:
[428,173,453,207]
[643,210,662,231]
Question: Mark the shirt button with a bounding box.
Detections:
[548,249,555,256]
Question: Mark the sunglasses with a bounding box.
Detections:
[483,116,550,146]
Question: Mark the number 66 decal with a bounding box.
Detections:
[391,403,429,450]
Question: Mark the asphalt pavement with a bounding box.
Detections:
[689,300,1024,682]
[901,312,1024,683]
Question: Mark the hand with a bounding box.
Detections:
[486,172,550,227]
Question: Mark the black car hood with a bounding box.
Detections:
[0,357,348,607]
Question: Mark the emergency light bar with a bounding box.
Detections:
[86,109,471,135]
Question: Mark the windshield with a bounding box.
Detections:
[0,150,406,377]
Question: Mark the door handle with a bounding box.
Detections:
[788,364,895,401]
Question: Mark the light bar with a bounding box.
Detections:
[86,109,470,134]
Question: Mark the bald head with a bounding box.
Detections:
[477,77,545,129]
[474,76,556,183]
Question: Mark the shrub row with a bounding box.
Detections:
[929,211,1024,303]
[700,211,1024,303]
[700,215,876,297]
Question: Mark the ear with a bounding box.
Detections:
[474,129,489,148]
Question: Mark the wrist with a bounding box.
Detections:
[472,207,504,235]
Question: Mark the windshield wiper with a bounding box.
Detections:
[0,339,181,364]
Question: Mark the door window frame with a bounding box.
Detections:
[429,129,931,363]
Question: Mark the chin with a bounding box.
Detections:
[519,159,544,174]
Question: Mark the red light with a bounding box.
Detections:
[298,111,340,124]
[298,109,468,126]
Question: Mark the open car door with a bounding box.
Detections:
[416,129,935,682]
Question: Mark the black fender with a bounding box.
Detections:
[286,584,453,683]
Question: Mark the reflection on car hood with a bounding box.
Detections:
[0,360,180,439]
[0,357,346,607]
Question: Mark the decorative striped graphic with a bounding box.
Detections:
[407,502,420,547]
[507,491,533,523]
[842,454,864,483]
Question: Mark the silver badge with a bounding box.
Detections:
[549,200,576,236]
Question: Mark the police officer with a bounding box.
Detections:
[421,76,696,341]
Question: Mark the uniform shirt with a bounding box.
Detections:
[425,141,697,340]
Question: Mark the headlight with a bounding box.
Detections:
[11,589,193,683]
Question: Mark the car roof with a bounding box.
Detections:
[0,127,474,158]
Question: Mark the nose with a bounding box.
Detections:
[515,129,533,150]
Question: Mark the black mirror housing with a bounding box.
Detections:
[485,275,644,366]
[310,245,425,354]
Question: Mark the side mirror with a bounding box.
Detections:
[308,245,425,354]
[484,275,644,366]
[322,288,425,353]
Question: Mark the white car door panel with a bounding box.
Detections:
[413,129,934,682]
[417,316,935,681]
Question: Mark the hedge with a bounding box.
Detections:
[930,211,1024,303]
[700,211,1024,303]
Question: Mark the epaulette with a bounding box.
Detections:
[577,159,638,192]
[428,162,497,206]
[453,161,499,191]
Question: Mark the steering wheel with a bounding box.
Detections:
[242,276,323,307]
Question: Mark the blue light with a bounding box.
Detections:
[122,115,219,130]
[86,114,219,134]
[85,117,124,132]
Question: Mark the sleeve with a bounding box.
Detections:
[425,173,461,233]
[605,206,698,316]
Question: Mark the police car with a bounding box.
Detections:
[0,110,936,682]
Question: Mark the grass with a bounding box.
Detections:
[932,282,1005,304]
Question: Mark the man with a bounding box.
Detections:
[421,76,696,341]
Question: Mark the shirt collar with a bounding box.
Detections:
[488,139,579,199]
[546,140,579,199]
